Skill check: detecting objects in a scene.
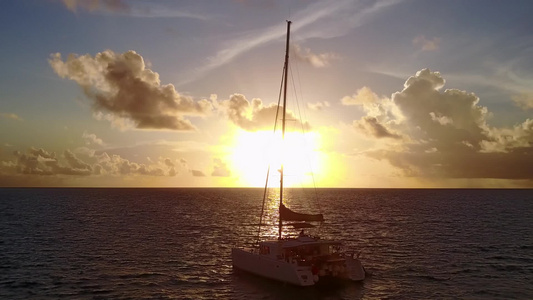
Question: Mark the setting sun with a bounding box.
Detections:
[0,1,531,189]
[2,2,531,298]
[230,130,322,187]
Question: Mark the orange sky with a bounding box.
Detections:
[0,1,532,188]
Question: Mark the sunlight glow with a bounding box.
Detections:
[230,130,322,187]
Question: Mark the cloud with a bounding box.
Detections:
[163,158,176,176]
[61,0,130,13]
[82,131,105,146]
[0,113,23,121]
[158,155,203,178]
[183,0,403,85]
[94,152,179,177]
[342,86,402,138]
[211,158,231,177]
[0,147,180,179]
[354,116,401,139]
[49,50,212,131]
[292,44,338,68]
[60,0,213,20]
[512,93,533,110]
[307,101,330,110]
[413,35,441,51]
[5,148,92,176]
[64,149,92,171]
[429,112,453,126]
[217,93,310,132]
[127,5,210,20]
[342,86,381,106]
[98,153,158,176]
[291,0,403,40]
[343,68,533,180]
[191,169,205,177]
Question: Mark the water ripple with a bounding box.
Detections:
[0,188,531,299]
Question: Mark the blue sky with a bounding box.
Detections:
[1,0,532,187]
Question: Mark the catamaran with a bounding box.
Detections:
[231,21,366,286]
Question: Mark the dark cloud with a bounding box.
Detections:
[344,68,533,180]
[49,50,212,130]
[191,170,205,177]
[342,86,400,139]
[219,93,310,131]
[7,148,92,176]
[164,158,176,176]
[354,116,401,139]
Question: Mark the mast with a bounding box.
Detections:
[279,20,291,240]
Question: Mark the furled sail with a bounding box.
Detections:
[279,204,324,222]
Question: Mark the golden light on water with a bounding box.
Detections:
[230,130,322,187]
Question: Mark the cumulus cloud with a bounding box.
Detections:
[167,156,208,178]
[413,35,441,51]
[429,112,453,126]
[211,158,231,177]
[342,86,401,138]
[0,147,180,179]
[343,68,533,180]
[64,149,92,171]
[163,157,176,176]
[292,44,339,68]
[93,152,178,176]
[49,50,212,131]
[341,86,381,106]
[217,93,310,132]
[82,131,105,146]
[61,0,130,13]
[5,148,92,176]
[354,116,401,139]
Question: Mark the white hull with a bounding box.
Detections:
[232,248,316,286]
[232,238,366,286]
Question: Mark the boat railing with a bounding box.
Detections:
[288,257,312,266]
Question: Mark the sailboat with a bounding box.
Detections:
[231,21,366,286]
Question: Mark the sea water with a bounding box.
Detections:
[0,188,531,299]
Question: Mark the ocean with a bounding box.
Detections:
[0,188,531,299]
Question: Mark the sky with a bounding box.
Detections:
[0,0,532,188]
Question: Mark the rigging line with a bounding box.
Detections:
[256,59,287,244]
[288,56,322,216]
[256,167,270,245]
[288,46,324,236]
[289,43,322,214]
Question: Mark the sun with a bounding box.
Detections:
[230,130,322,187]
